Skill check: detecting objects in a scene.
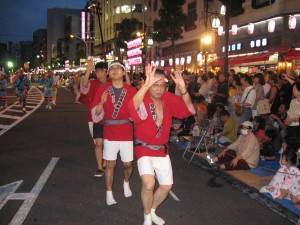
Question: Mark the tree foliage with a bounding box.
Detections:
[152,0,186,43]
[115,18,139,52]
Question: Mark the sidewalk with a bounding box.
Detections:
[173,140,300,220]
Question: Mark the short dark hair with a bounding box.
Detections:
[283,147,298,166]
[253,73,266,85]
[242,74,253,85]
[220,109,230,117]
[265,129,276,139]
[155,69,165,76]
[200,75,208,82]
[95,62,108,70]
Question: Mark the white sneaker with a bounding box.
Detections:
[205,153,214,165]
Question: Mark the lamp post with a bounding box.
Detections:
[87,0,105,60]
[70,34,89,59]
[202,35,212,75]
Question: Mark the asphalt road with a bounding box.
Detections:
[0,86,298,225]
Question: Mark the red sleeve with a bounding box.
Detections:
[167,92,194,119]
[91,86,103,110]
[128,99,144,125]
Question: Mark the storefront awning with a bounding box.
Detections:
[209,47,291,67]
[285,49,300,60]
[210,52,272,66]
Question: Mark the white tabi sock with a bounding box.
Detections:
[123,180,132,197]
[151,208,165,225]
[106,190,117,206]
[143,213,152,225]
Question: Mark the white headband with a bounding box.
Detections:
[108,62,125,71]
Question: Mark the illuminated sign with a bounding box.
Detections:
[127,38,142,49]
[222,43,242,52]
[250,38,268,48]
[81,11,86,39]
[128,57,142,66]
[127,48,142,57]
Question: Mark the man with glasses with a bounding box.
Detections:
[91,60,137,205]
[81,59,108,177]
[208,121,260,171]
[128,66,195,225]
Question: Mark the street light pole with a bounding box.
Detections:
[70,34,89,59]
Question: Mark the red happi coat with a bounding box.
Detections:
[128,91,194,160]
[91,83,137,141]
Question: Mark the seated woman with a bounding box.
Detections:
[260,148,300,209]
[207,121,260,171]
[214,110,237,145]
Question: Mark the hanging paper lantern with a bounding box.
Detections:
[248,23,254,34]
[186,56,191,64]
[197,53,202,62]
[231,25,238,35]
[175,58,179,65]
[220,5,226,15]
[151,61,155,66]
[169,58,173,66]
[212,17,220,29]
[289,15,297,29]
[218,26,224,36]
[160,60,165,67]
[268,20,275,33]
[155,61,159,66]
[180,57,185,65]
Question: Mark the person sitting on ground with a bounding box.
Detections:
[270,102,288,140]
[214,109,237,145]
[260,147,300,209]
[175,115,196,138]
[252,116,267,148]
[208,121,260,171]
[260,129,277,161]
[193,95,207,115]
[211,103,225,134]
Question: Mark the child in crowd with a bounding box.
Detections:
[260,129,277,160]
[211,103,225,134]
[260,148,300,209]
[253,116,267,148]
[271,102,288,139]
[193,95,207,114]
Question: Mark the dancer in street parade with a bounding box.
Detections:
[91,60,137,205]
[40,70,55,110]
[0,73,8,110]
[128,65,195,225]
[81,58,108,177]
[13,68,31,113]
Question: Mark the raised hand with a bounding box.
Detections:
[143,64,162,88]
[100,90,108,105]
[170,70,186,92]
[87,57,94,71]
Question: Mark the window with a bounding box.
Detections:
[252,0,275,9]
[121,5,131,13]
[185,1,197,31]
[132,4,143,13]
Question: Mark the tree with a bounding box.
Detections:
[115,18,139,56]
[152,0,186,70]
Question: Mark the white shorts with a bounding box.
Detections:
[137,156,173,185]
[103,139,134,162]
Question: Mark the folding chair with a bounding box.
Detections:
[182,119,212,163]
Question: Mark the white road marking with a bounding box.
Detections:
[169,190,180,201]
[0,181,23,210]
[9,157,60,225]
[0,86,43,136]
